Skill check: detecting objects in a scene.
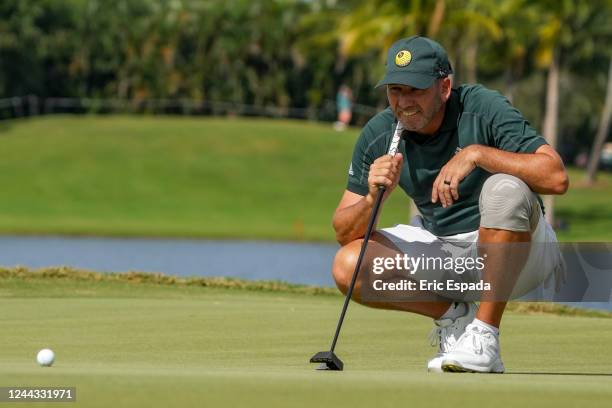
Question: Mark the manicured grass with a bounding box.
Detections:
[1,272,611,408]
[0,115,405,241]
[555,167,612,241]
[0,115,609,241]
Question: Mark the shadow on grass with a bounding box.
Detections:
[506,371,612,376]
[0,120,14,134]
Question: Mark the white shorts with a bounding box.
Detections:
[378,212,564,300]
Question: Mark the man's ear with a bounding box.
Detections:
[440,77,452,102]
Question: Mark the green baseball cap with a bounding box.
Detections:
[376,35,453,89]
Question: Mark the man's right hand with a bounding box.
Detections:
[333,153,403,245]
[366,153,404,202]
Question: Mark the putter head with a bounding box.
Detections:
[310,351,344,371]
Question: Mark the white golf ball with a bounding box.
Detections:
[36,348,55,367]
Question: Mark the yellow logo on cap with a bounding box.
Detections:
[395,50,412,67]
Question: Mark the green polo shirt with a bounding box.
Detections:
[347,84,547,236]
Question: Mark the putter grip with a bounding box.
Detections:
[377,123,403,191]
[387,122,403,156]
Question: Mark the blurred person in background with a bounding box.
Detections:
[334,84,353,131]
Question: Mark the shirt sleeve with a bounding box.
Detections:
[346,122,389,196]
[483,89,548,153]
[347,130,373,196]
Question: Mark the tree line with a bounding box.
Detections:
[1,0,611,163]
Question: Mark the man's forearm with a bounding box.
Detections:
[333,194,381,246]
[471,145,568,194]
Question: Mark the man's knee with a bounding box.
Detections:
[479,173,540,232]
[332,240,362,293]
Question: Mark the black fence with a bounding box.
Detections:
[0,96,380,125]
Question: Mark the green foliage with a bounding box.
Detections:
[0,0,610,147]
[1,0,313,107]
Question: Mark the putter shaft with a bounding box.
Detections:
[329,186,385,352]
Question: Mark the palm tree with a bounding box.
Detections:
[532,0,611,223]
[439,0,503,84]
[586,57,612,184]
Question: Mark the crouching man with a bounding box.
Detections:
[332,36,568,373]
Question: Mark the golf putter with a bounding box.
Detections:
[310,122,404,371]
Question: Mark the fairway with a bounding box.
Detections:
[0,116,610,241]
[1,273,611,407]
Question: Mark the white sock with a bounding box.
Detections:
[439,302,466,321]
[473,318,500,336]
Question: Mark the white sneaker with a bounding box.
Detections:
[441,323,505,373]
[426,302,478,373]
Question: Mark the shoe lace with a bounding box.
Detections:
[427,303,475,353]
[428,326,441,348]
[427,319,455,352]
[457,325,491,355]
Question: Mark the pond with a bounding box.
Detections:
[0,236,338,287]
[1,235,609,312]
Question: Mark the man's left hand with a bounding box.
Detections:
[432,145,480,208]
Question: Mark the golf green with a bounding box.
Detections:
[1,273,611,407]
